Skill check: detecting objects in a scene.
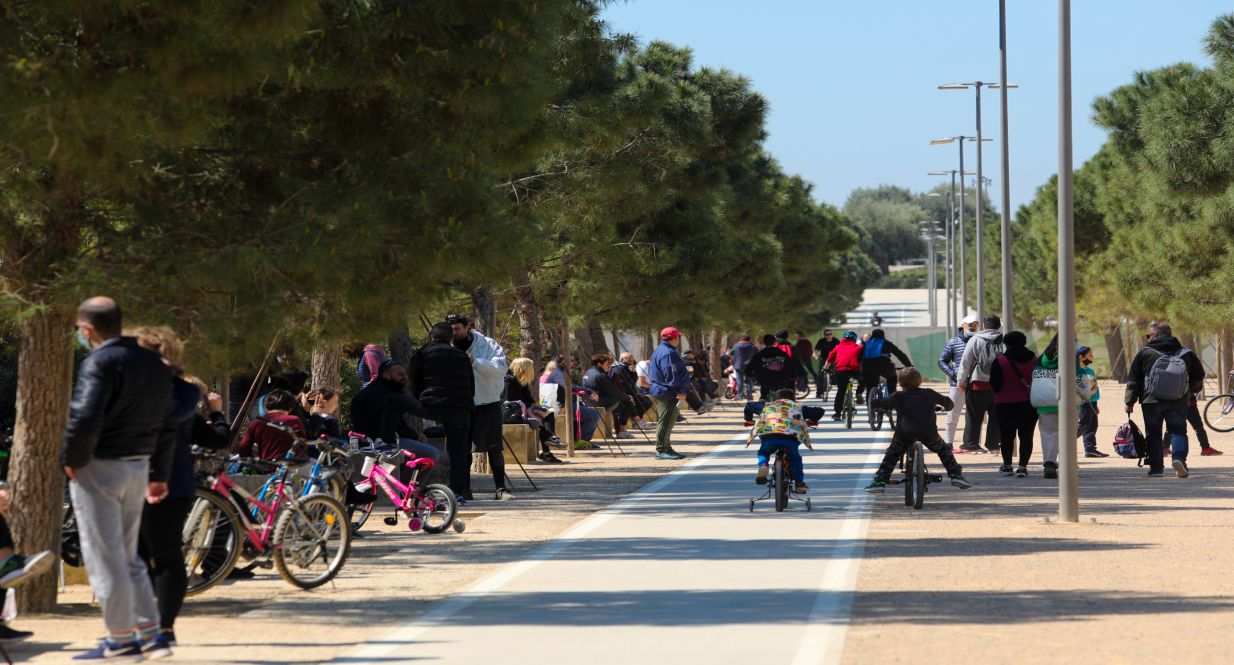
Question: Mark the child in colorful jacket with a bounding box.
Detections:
[746,388,813,494]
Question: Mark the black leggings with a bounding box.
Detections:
[995,401,1038,467]
[139,497,194,630]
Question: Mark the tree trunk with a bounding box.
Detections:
[388,327,413,371]
[560,318,575,457]
[610,330,621,357]
[1104,322,1127,383]
[586,320,610,357]
[709,329,724,379]
[512,264,544,362]
[546,326,564,362]
[573,326,593,365]
[310,344,343,391]
[471,287,497,338]
[1220,328,1233,395]
[12,308,73,611]
[641,330,654,360]
[687,332,705,356]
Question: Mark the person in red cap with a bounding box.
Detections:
[647,327,691,459]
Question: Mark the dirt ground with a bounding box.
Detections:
[844,380,1234,665]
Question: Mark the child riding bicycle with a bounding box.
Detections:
[864,368,975,493]
[746,388,813,494]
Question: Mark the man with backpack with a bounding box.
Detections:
[956,315,1005,454]
[1125,322,1205,478]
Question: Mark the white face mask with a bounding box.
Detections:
[963,328,975,339]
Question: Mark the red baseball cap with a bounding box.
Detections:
[659,326,682,340]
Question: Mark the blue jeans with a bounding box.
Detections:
[735,372,754,400]
[1141,401,1188,471]
[578,403,600,442]
[757,436,805,482]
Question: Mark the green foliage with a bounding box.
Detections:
[842,185,926,274]
[877,267,944,290]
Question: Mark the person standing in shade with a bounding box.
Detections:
[956,315,1005,454]
[449,315,514,500]
[1125,322,1204,478]
[1076,346,1109,458]
[794,332,816,386]
[938,315,979,449]
[409,323,476,501]
[61,297,179,661]
[647,327,690,460]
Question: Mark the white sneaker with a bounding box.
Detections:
[495,489,516,501]
[616,432,635,440]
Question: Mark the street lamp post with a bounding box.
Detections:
[1057,0,1079,522]
[931,137,989,323]
[919,221,943,328]
[999,0,1015,332]
[940,82,1017,324]
[929,171,974,332]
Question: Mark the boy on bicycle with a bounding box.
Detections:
[747,388,813,494]
[865,368,975,493]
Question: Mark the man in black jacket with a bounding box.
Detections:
[408,322,476,500]
[1125,322,1205,478]
[60,296,179,659]
[349,360,438,462]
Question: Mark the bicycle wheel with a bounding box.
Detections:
[272,494,352,590]
[902,452,915,507]
[184,488,243,597]
[773,457,788,512]
[913,444,926,510]
[818,372,830,400]
[350,500,376,531]
[867,388,882,431]
[795,380,811,399]
[1204,394,1234,432]
[419,484,459,534]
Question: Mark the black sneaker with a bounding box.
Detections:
[957,444,983,454]
[1043,462,1058,479]
[998,465,1013,476]
[0,624,31,644]
[830,414,843,421]
[949,474,975,489]
[1147,469,1164,477]
[1015,466,1028,478]
[864,480,886,494]
[1084,449,1110,458]
[537,451,563,464]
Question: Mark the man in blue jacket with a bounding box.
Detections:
[648,327,690,460]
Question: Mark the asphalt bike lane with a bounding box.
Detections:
[339,399,890,665]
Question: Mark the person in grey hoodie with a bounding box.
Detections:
[956,315,1005,454]
[729,336,757,400]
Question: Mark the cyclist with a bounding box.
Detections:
[824,332,863,420]
[745,334,797,400]
[865,368,974,493]
[746,388,813,494]
[860,328,913,399]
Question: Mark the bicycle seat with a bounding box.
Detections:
[404,457,435,471]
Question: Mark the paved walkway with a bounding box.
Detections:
[340,399,888,665]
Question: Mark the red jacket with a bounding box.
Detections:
[826,339,862,372]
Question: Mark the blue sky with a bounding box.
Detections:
[602,1,1227,214]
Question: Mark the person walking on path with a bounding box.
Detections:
[814,329,839,398]
[1125,322,1204,478]
[1032,334,1093,480]
[61,297,179,661]
[449,315,514,501]
[938,315,979,449]
[729,336,757,401]
[647,327,690,460]
[794,332,816,384]
[988,331,1039,477]
[1076,346,1110,458]
[746,334,797,400]
[1187,396,1223,456]
[956,315,1004,454]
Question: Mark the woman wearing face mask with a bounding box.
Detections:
[1076,346,1108,458]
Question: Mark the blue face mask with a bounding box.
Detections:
[75,329,92,350]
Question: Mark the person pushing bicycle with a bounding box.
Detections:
[746,388,813,494]
[864,368,974,493]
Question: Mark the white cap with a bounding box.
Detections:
[962,315,979,325]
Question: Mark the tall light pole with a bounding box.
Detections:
[919,221,943,328]
[931,136,989,322]
[999,0,1015,332]
[1057,0,1079,522]
[929,170,974,332]
[940,82,1017,323]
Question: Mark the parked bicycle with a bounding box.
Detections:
[1204,370,1234,432]
[183,450,352,596]
[351,440,463,535]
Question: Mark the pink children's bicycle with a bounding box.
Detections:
[350,434,464,535]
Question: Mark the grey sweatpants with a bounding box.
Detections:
[70,458,160,639]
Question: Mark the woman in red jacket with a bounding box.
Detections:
[825,332,863,420]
